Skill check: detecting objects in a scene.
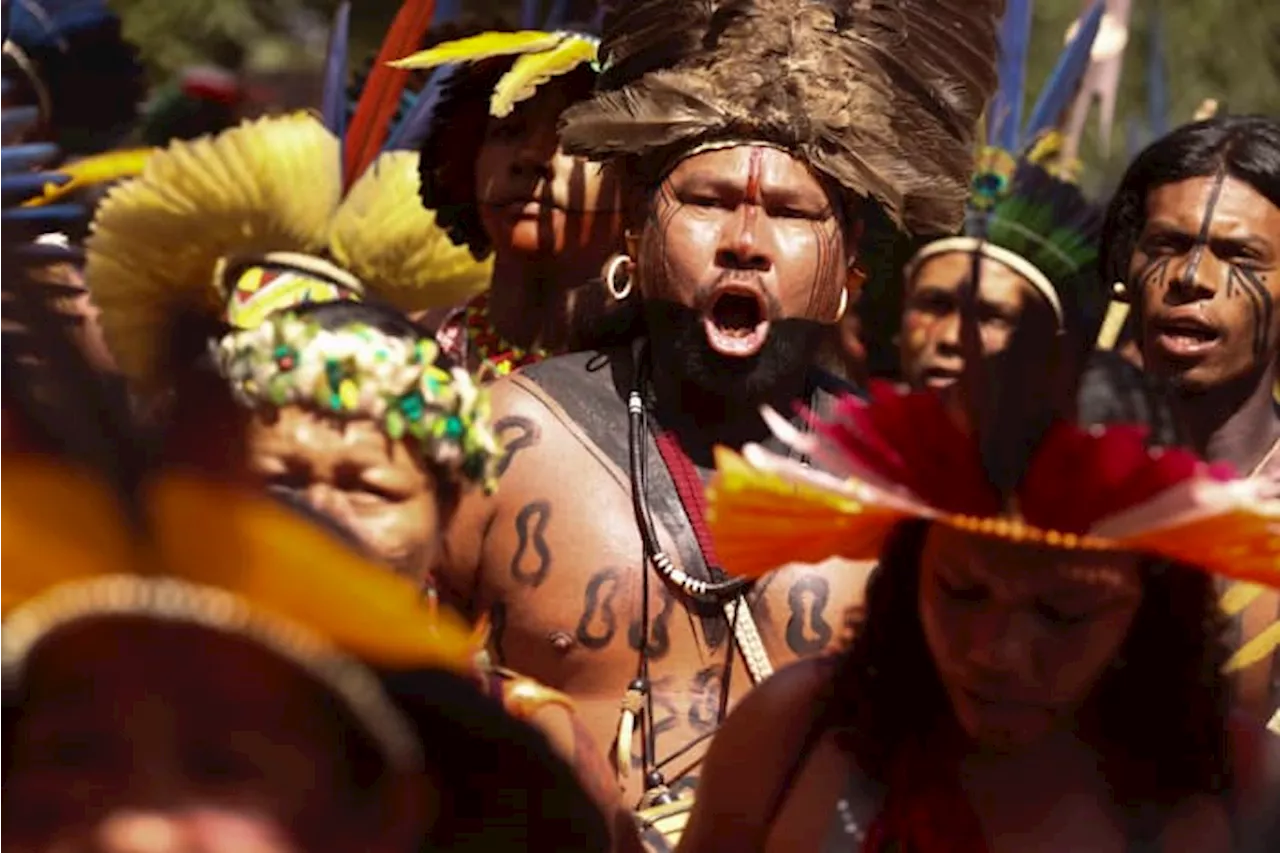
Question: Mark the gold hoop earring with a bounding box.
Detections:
[835,287,850,321]
[605,254,633,301]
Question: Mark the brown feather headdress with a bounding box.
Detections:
[559,0,1005,235]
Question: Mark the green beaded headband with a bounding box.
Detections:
[214,312,502,491]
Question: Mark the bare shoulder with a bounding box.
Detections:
[437,374,555,612]
[676,657,837,852]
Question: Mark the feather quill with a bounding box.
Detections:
[343,0,437,190]
[990,0,1032,150]
[321,2,352,138]
[1022,0,1104,147]
[391,30,566,71]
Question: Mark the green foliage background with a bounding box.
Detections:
[116,0,1278,186]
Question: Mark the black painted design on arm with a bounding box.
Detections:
[575,567,622,650]
[785,575,834,655]
[510,501,553,586]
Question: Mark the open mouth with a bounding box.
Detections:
[920,365,961,389]
[703,286,770,358]
[1152,315,1221,359]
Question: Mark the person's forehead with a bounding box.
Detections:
[911,251,1031,301]
[1146,174,1280,239]
[670,144,820,186]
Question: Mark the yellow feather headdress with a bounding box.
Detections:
[392,30,600,118]
[85,112,493,391]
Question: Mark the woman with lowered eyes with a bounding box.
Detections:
[680,380,1280,853]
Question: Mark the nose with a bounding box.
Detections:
[1167,247,1223,303]
[933,311,962,355]
[714,207,772,272]
[965,608,1035,683]
[304,484,352,528]
[96,811,187,853]
[508,128,559,184]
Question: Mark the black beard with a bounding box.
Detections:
[642,299,827,407]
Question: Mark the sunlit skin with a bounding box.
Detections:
[4,620,427,853]
[1131,175,1280,394]
[639,145,852,336]
[473,77,624,353]
[246,407,441,583]
[440,142,871,803]
[899,252,1058,390]
[677,527,1233,853]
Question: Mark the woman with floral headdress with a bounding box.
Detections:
[1,241,612,853]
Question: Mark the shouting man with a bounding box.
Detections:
[1100,114,1280,729]
[435,0,1003,837]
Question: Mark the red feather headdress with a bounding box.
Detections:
[708,382,1280,586]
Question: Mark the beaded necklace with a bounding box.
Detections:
[461,292,554,378]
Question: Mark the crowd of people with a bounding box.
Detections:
[3,1,1279,851]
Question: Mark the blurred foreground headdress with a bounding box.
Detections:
[84,0,492,392]
[558,0,1005,236]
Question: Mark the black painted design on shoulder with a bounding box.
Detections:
[493,415,541,477]
[628,583,674,661]
[576,567,622,650]
[510,501,553,587]
[786,574,834,655]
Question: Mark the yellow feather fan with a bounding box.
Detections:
[2,456,477,673]
[330,150,493,313]
[392,30,599,118]
[85,113,490,391]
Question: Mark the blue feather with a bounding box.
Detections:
[434,0,461,23]
[521,0,541,29]
[6,0,119,48]
[545,0,572,28]
[990,0,1032,151]
[1148,0,1169,138]
[1022,0,1104,148]
[321,2,352,138]
[384,67,453,153]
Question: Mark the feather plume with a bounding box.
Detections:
[492,35,597,117]
[990,0,1033,151]
[563,0,1004,235]
[22,147,153,207]
[86,114,341,390]
[321,2,353,138]
[344,0,437,190]
[1023,0,1104,147]
[391,30,565,71]
[330,151,491,311]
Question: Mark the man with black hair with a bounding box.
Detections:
[1100,114,1280,729]
[434,1,1003,834]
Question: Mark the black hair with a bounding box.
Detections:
[1100,114,1280,292]
[828,521,1233,838]
[418,55,598,260]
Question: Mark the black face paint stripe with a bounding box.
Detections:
[1180,167,1229,286]
[1228,265,1275,358]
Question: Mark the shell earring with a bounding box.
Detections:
[835,287,850,321]
[604,254,633,301]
